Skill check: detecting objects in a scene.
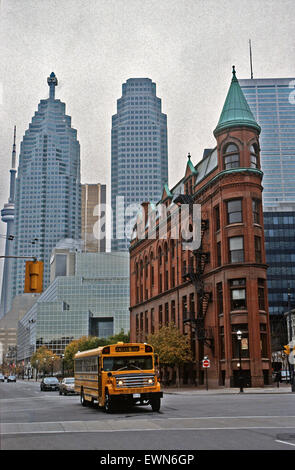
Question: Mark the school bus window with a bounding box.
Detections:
[103,355,153,372]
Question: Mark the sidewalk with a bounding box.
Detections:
[162,384,294,395]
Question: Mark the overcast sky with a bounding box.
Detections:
[0,0,295,285]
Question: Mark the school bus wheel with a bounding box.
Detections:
[151,397,161,412]
[80,388,89,407]
[104,389,113,413]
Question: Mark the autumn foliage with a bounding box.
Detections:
[147,324,193,386]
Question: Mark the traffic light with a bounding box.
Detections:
[283,344,291,356]
[24,260,43,293]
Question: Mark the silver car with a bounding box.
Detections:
[59,377,77,395]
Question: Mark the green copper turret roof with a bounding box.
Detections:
[214,66,261,136]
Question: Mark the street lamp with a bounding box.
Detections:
[287,288,295,392]
[61,354,65,378]
[35,359,39,382]
[51,356,54,376]
[43,357,47,377]
[236,330,244,393]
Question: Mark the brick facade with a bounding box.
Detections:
[129,73,272,388]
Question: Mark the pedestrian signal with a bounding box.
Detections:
[24,260,43,293]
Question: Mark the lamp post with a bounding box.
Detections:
[35,360,39,381]
[287,288,295,392]
[61,354,65,378]
[43,358,46,377]
[51,356,54,376]
[237,330,244,393]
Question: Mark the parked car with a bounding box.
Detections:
[0,373,5,382]
[59,377,77,395]
[7,375,16,382]
[40,377,60,391]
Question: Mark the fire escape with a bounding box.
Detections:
[174,194,214,352]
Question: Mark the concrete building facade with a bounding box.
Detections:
[81,183,106,253]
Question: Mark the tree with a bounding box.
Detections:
[63,336,108,373]
[63,330,130,373]
[147,324,193,387]
[108,329,130,344]
[31,346,60,376]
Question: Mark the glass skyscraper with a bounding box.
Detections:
[111,78,168,251]
[239,78,295,207]
[10,73,81,307]
[17,252,130,359]
[240,78,295,352]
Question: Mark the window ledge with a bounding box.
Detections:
[230,310,248,315]
[225,223,244,229]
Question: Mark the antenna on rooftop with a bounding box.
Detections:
[249,39,254,79]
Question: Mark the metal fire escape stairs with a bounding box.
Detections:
[174,194,214,351]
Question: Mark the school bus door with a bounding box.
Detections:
[98,356,103,402]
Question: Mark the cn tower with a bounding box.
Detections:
[0,127,17,317]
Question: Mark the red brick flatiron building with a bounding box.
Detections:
[129,67,272,388]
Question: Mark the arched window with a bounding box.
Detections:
[223,143,240,170]
[250,144,259,168]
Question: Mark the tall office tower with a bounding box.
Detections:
[81,183,106,252]
[239,78,295,207]
[240,78,295,354]
[264,202,295,351]
[111,78,168,251]
[0,127,17,318]
[10,73,81,308]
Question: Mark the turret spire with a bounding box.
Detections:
[214,66,261,136]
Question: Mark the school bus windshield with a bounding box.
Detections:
[103,355,153,372]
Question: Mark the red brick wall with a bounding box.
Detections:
[130,126,271,387]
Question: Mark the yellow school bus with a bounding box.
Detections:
[74,342,162,412]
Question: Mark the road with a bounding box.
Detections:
[1,379,295,451]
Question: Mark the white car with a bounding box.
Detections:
[59,377,77,395]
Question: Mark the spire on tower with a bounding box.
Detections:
[8,126,17,204]
[11,125,16,169]
[47,72,58,100]
[213,66,261,136]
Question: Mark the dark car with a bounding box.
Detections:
[7,375,16,382]
[0,373,5,382]
[40,377,60,391]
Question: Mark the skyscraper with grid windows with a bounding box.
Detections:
[111,78,168,251]
[239,78,295,207]
[7,73,81,312]
[240,77,295,350]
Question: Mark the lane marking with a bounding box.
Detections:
[275,439,295,447]
[2,426,295,436]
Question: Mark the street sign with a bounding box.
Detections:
[202,359,210,368]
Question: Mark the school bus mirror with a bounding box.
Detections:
[155,354,159,366]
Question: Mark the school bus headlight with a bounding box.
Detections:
[118,380,123,386]
[148,379,154,384]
